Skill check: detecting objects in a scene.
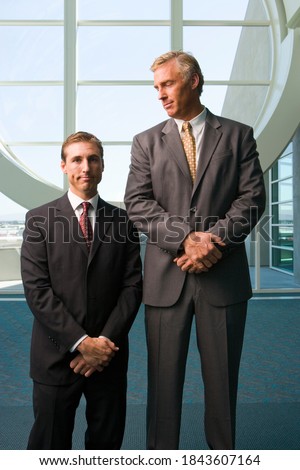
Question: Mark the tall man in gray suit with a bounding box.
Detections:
[21,131,142,449]
[125,51,266,450]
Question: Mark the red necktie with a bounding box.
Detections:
[79,202,93,251]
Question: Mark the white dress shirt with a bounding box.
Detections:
[67,189,99,230]
[67,190,99,352]
[174,106,207,166]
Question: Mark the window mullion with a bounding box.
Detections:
[171,0,183,50]
[64,0,77,139]
[64,0,77,190]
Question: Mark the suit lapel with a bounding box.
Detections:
[55,193,88,256]
[56,195,115,261]
[89,198,113,262]
[193,110,222,193]
[162,119,193,186]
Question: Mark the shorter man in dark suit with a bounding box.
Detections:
[21,131,142,450]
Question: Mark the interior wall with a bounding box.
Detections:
[221,0,271,128]
[293,125,300,282]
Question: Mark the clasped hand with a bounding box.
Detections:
[70,336,119,378]
[174,231,225,273]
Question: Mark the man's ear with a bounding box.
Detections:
[191,73,199,90]
[61,160,67,173]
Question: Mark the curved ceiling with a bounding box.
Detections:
[256,0,300,171]
[0,142,63,207]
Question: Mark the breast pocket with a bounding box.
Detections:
[210,149,233,162]
[205,149,238,191]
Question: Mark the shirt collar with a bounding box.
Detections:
[67,189,99,212]
[174,106,207,133]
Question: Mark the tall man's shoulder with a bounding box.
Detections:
[204,108,254,131]
[133,119,172,139]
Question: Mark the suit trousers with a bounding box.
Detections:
[27,357,127,450]
[145,274,247,450]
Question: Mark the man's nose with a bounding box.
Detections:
[82,160,90,171]
[157,88,165,100]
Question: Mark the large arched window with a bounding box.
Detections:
[0,0,270,210]
[1,0,300,292]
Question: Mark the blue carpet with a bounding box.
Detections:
[0,403,299,450]
[0,296,299,449]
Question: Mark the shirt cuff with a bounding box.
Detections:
[70,334,88,352]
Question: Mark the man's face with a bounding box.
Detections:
[153,58,200,121]
[61,141,104,199]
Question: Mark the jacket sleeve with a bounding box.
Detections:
[98,219,143,343]
[124,135,192,257]
[209,126,266,247]
[20,210,87,353]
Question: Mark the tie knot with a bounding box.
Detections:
[81,201,91,214]
[182,121,192,132]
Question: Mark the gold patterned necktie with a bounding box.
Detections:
[181,121,197,182]
[79,201,93,251]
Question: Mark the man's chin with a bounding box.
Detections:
[80,183,96,194]
[165,108,177,118]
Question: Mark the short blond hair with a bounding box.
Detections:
[150,51,204,96]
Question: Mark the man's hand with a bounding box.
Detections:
[70,353,103,377]
[174,253,207,273]
[76,336,119,369]
[175,231,225,273]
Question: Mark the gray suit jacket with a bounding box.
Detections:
[125,109,266,307]
[21,194,142,385]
